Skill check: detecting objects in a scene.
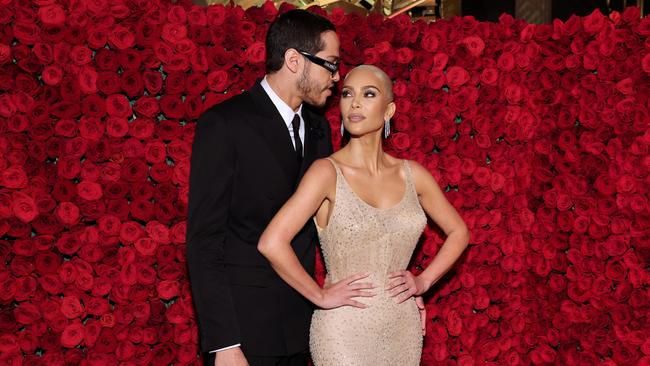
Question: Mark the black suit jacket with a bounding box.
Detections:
[186,81,333,356]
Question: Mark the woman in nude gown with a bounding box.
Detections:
[258,65,470,365]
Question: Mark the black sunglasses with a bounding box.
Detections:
[298,51,339,76]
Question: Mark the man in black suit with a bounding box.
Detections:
[186,10,339,366]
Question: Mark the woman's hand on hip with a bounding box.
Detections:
[317,273,375,309]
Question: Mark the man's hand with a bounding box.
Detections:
[215,347,249,366]
[415,296,426,336]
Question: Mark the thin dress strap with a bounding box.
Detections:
[324,157,341,175]
[402,160,418,197]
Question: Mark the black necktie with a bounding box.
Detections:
[291,114,303,162]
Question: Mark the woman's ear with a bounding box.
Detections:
[384,101,396,121]
[284,48,302,74]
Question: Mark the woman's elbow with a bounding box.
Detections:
[459,225,470,248]
[257,235,272,257]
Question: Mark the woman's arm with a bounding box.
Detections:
[258,159,375,309]
[387,161,470,303]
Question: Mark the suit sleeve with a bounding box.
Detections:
[324,117,334,155]
[186,108,241,352]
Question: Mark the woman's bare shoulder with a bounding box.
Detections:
[305,158,337,180]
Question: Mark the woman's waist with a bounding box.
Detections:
[313,295,419,316]
[325,269,407,287]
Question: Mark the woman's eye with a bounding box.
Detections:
[341,90,351,97]
[364,91,376,97]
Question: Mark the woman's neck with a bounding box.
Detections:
[344,133,386,173]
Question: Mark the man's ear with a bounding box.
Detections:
[284,48,302,74]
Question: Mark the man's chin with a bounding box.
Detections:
[304,96,327,108]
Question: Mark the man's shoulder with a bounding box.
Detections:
[203,90,254,117]
[302,104,328,125]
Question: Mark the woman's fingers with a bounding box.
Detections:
[385,277,404,290]
[348,282,374,290]
[353,290,375,297]
[345,272,371,285]
[395,289,415,303]
[347,299,368,308]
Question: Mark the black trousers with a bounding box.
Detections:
[203,351,310,366]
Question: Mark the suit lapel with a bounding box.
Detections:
[248,82,300,186]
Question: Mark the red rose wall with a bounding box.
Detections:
[0,0,649,364]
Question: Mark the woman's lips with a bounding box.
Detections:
[347,114,365,122]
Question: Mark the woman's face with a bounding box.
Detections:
[340,67,395,138]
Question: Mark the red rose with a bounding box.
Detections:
[97,72,121,94]
[185,74,207,96]
[109,25,135,50]
[504,84,523,104]
[87,28,108,49]
[169,221,187,244]
[120,221,145,244]
[106,94,132,118]
[462,36,485,57]
[1,166,28,188]
[69,45,92,66]
[81,161,101,182]
[480,67,499,86]
[134,237,157,256]
[55,202,80,225]
[161,23,187,44]
[497,52,515,71]
[0,43,10,65]
[136,263,157,285]
[390,132,410,151]
[12,192,38,223]
[185,94,205,119]
[157,280,180,300]
[42,64,63,85]
[395,47,414,64]
[13,22,40,45]
[61,321,84,348]
[14,301,41,324]
[207,70,230,92]
[172,160,190,186]
[120,70,144,97]
[145,221,170,244]
[165,71,186,95]
[119,158,147,183]
[77,181,102,201]
[106,116,129,138]
[141,71,163,95]
[445,66,470,88]
[130,118,155,139]
[132,301,151,323]
[61,296,84,319]
[164,53,190,72]
[83,319,101,347]
[55,232,81,255]
[34,250,60,273]
[246,41,265,64]
[0,334,19,354]
[84,297,111,316]
[187,6,207,26]
[421,31,439,52]
[156,245,177,264]
[642,54,650,74]
[160,95,186,119]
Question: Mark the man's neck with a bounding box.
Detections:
[266,73,302,112]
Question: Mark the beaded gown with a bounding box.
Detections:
[310,159,427,365]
